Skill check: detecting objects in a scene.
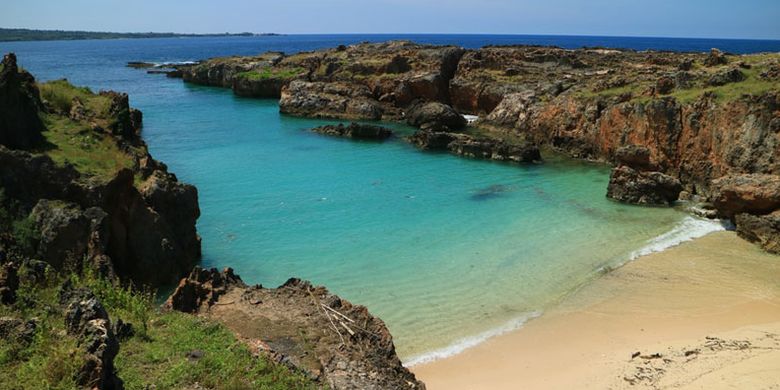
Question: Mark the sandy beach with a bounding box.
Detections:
[412,231,780,389]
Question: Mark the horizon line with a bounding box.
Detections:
[2,26,780,42]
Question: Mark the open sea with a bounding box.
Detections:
[1,34,766,362]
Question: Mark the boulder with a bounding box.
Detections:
[30,200,92,269]
[607,166,683,205]
[310,123,393,140]
[405,102,466,130]
[165,267,245,313]
[704,48,728,67]
[735,211,780,253]
[60,286,121,390]
[448,137,542,163]
[707,68,745,87]
[0,53,45,149]
[408,129,541,163]
[656,76,675,95]
[408,130,458,150]
[710,174,780,218]
[0,316,36,345]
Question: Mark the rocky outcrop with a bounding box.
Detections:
[0,59,201,287]
[168,43,780,251]
[280,80,385,120]
[0,316,37,346]
[607,166,683,205]
[409,129,541,163]
[60,284,122,389]
[165,266,244,313]
[405,102,466,130]
[310,122,393,140]
[607,145,683,205]
[0,53,45,149]
[710,174,780,218]
[166,267,425,390]
[734,211,780,254]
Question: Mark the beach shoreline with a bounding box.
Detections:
[411,231,780,389]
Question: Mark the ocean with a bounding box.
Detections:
[0,34,756,362]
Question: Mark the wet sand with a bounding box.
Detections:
[412,231,780,389]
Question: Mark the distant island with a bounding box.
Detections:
[0,28,282,42]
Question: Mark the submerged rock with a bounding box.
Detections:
[310,122,393,140]
[166,269,425,390]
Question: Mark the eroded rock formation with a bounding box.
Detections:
[166,267,426,390]
[168,42,780,251]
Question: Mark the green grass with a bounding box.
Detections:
[38,79,112,115]
[0,267,318,390]
[39,114,134,181]
[237,67,304,81]
[117,313,317,389]
[668,66,780,104]
[0,268,85,390]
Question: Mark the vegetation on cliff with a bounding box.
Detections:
[0,264,317,389]
[0,54,320,389]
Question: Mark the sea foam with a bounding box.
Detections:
[404,216,726,367]
[627,216,729,260]
[403,311,542,367]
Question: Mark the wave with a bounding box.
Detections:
[403,311,541,367]
[403,216,727,367]
[154,60,199,67]
[462,114,479,124]
[627,216,728,261]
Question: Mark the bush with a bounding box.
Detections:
[11,216,39,255]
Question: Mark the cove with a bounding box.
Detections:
[138,82,695,360]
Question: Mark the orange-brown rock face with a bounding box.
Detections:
[170,42,780,251]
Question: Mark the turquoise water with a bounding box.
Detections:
[0,36,737,361]
[135,84,689,359]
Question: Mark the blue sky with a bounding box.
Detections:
[2,0,779,39]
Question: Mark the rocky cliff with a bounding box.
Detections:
[168,43,780,252]
[0,53,200,286]
[166,267,425,390]
[1,54,426,388]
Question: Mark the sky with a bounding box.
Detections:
[2,0,779,40]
